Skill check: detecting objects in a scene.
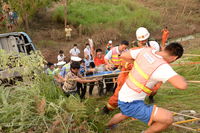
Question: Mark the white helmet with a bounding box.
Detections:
[57,61,66,66]
[71,56,82,62]
[136,27,150,41]
[108,40,112,44]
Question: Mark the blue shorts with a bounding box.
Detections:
[118,100,156,125]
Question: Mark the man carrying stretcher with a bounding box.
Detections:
[106,42,187,133]
[102,27,162,114]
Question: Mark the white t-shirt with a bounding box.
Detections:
[70,48,80,57]
[104,46,120,60]
[57,54,65,62]
[65,28,72,36]
[118,48,178,102]
[84,47,92,60]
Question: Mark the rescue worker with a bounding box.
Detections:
[45,62,55,76]
[161,27,169,49]
[106,43,187,133]
[102,27,161,114]
[104,40,129,71]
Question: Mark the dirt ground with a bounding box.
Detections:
[28,0,200,63]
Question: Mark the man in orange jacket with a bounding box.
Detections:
[161,27,169,49]
[102,27,162,114]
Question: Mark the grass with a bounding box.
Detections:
[1,43,200,132]
[82,48,200,133]
[52,0,161,34]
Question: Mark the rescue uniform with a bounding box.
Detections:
[161,29,169,47]
[118,48,177,125]
[105,41,161,111]
[104,46,123,68]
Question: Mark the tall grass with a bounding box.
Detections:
[0,50,92,132]
[52,0,161,34]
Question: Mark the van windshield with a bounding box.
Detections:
[26,44,34,55]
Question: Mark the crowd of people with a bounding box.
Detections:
[0,2,18,31]
[45,26,186,133]
[45,26,171,102]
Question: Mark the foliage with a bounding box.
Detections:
[7,0,55,30]
[1,46,200,132]
[52,0,161,34]
[0,50,91,132]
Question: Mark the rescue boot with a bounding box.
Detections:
[148,95,154,104]
[102,105,110,114]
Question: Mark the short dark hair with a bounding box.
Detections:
[81,60,85,63]
[59,50,64,54]
[165,42,184,59]
[96,49,102,53]
[74,44,77,47]
[89,62,95,68]
[70,62,80,69]
[121,40,129,46]
[47,62,54,67]
[85,43,90,46]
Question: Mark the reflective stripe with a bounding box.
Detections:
[112,59,122,61]
[112,55,119,58]
[134,62,149,80]
[128,73,152,94]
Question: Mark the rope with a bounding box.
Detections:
[172,124,198,132]
[171,62,200,66]
[183,54,200,57]
[174,118,200,124]
[187,81,200,83]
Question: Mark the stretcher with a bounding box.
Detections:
[85,70,121,96]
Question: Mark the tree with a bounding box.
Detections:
[8,0,53,31]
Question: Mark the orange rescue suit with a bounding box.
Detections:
[161,29,169,47]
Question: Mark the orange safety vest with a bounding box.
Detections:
[111,47,122,67]
[126,48,166,95]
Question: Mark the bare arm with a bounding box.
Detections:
[167,75,187,90]
[120,51,134,63]
[76,78,98,83]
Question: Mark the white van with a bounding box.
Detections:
[0,32,36,81]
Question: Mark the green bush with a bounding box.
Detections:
[52,0,161,34]
[0,50,91,132]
